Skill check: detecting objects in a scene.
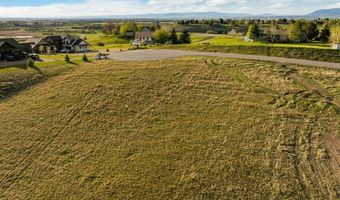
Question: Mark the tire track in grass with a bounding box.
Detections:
[0,86,102,196]
[293,127,311,200]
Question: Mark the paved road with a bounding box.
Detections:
[109,49,340,70]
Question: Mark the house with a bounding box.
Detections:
[61,35,90,53]
[26,35,89,54]
[133,28,154,46]
[26,36,63,54]
[0,38,27,61]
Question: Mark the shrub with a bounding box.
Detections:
[97,42,105,46]
[82,54,89,62]
[207,30,215,34]
[27,57,35,68]
[65,54,70,63]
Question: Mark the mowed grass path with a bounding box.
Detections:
[0,57,339,199]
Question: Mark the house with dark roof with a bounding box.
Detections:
[26,36,63,54]
[26,35,90,54]
[61,35,90,53]
[0,39,27,61]
[133,28,154,46]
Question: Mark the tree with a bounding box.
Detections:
[65,54,70,63]
[331,25,340,44]
[153,29,170,44]
[305,21,319,40]
[82,54,88,62]
[27,57,35,68]
[246,24,260,40]
[113,25,121,36]
[119,21,138,38]
[289,20,307,43]
[169,28,178,44]
[319,25,331,43]
[102,22,115,34]
[179,30,191,44]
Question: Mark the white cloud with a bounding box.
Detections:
[0,0,339,18]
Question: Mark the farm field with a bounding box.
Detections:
[0,57,339,199]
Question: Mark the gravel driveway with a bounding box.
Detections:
[109,49,340,70]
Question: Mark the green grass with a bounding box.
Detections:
[0,57,339,199]
[85,33,130,50]
[190,33,331,49]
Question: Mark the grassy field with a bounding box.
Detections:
[190,33,331,49]
[86,33,130,50]
[0,57,339,199]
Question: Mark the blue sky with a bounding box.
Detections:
[0,0,339,18]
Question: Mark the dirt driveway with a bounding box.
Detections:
[108,49,340,70]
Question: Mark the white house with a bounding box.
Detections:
[61,35,90,53]
[133,28,154,46]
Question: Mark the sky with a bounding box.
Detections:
[0,0,339,18]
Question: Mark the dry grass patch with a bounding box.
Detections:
[0,57,339,199]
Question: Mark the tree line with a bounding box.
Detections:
[102,22,191,44]
[246,19,340,43]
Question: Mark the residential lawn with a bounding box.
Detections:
[190,33,331,49]
[0,57,339,199]
[85,33,130,50]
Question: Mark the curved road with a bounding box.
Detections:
[108,49,340,70]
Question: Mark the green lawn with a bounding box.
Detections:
[190,33,331,49]
[85,33,130,50]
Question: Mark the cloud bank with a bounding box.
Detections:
[0,0,339,18]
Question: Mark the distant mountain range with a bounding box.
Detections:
[2,8,340,20]
[78,8,340,20]
[306,8,340,18]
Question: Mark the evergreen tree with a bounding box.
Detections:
[305,22,319,40]
[65,54,70,63]
[169,28,178,44]
[246,24,260,40]
[27,57,35,68]
[319,25,331,43]
[82,54,88,62]
[179,30,191,44]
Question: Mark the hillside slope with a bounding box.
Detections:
[307,8,340,18]
[0,58,339,199]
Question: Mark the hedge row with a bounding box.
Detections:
[171,45,340,63]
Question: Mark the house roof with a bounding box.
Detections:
[0,38,23,49]
[136,29,153,38]
[140,27,152,32]
[26,38,43,45]
[0,38,28,51]
[71,38,90,46]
